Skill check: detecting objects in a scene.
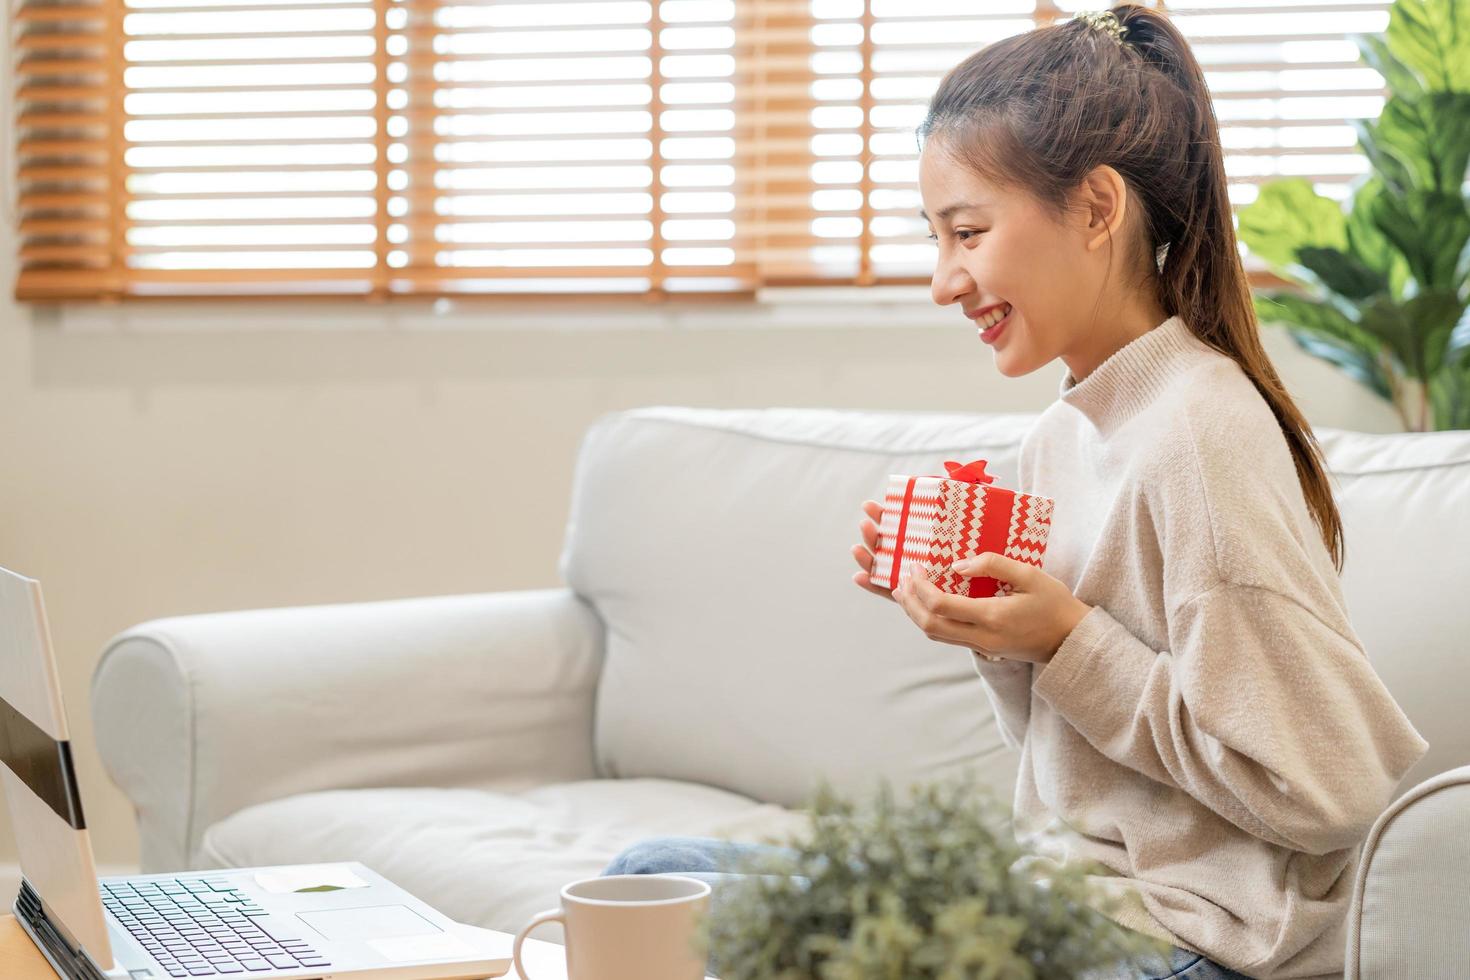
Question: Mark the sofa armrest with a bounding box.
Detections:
[1345,764,1470,979]
[90,588,604,872]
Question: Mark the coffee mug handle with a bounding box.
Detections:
[512,908,565,980]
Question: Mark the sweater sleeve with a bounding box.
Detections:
[971,654,1032,750]
[1032,585,1429,856]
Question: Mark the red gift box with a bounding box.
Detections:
[871,459,1054,598]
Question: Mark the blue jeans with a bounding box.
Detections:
[601,835,1256,979]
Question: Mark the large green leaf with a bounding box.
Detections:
[1255,290,1382,351]
[1406,289,1470,375]
[1355,293,1464,379]
[1353,116,1418,196]
[1359,91,1470,195]
[1428,352,1470,427]
[1296,246,1390,299]
[1346,178,1413,298]
[1388,0,1470,91]
[1355,31,1425,98]
[1254,291,1393,398]
[1367,188,1470,291]
[1286,330,1394,401]
[1237,179,1349,270]
[1356,299,1418,377]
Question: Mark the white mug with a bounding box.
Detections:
[513,873,712,980]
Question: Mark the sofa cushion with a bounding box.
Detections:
[198,777,812,943]
[1318,427,1470,790]
[559,407,1035,810]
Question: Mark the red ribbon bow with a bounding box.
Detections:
[939,459,995,485]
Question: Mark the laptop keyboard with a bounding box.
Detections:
[102,877,331,977]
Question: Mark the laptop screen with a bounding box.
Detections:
[0,566,115,969]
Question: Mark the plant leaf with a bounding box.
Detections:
[1368,188,1470,292]
[1254,290,1378,350]
[1256,291,1393,399]
[1355,31,1425,98]
[1404,288,1468,376]
[1346,177,1413,299]
[1427,344,1470,429]
[1287,330,1395,400]
[1237,178,1349,271]
[1359,295,1427,379]
[1363,91,1470,196]
[1353,115,1418,198]
[1387,0,1470,91]
[1295,246,1390,300]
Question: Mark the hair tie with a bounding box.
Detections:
[1073,10,1130,47]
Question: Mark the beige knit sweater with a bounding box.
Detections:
[972,314,1428,979]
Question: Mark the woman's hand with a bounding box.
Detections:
[893,552,1093,665]
[850,499,897,603]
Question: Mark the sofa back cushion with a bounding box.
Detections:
[559,407,1035,808]
[1318,427,1470,791]
[560,407,1470,808]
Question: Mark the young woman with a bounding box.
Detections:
[604,7,1429,978]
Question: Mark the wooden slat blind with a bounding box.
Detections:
[10,0,1389,302]
[14,0,113,297]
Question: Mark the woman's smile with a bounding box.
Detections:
[978,304,1013,344]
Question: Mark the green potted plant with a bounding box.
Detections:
[1238,0,1470,431]
[697,774,1174,979]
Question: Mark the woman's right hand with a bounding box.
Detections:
[851,499,1007,662]
[851,500,896,603]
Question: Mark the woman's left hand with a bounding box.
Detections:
[893,552,1093,665]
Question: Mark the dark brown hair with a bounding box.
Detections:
[916,3,1345,573]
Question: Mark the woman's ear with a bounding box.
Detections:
[1078,164,1129,253]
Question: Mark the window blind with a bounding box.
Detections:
[10,0,1389,302]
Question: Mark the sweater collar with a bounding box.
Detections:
[1058,314,1208,431]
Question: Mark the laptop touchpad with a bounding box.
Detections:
[298,905,442,941]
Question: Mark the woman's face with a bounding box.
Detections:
[917,140,1105,379]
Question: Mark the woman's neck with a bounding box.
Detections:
[1062,288,1171,384]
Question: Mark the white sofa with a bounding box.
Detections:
[92,406,1470,977]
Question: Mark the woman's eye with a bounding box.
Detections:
[926,230,982,244]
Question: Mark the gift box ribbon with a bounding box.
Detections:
[941,459,995,485]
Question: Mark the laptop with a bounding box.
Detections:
[0,565,513,979]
